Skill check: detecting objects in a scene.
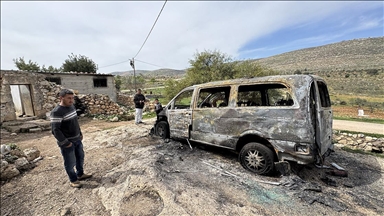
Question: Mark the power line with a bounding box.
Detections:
[135,59,166,68]
[97,0,167,71]
[98,59,130,69]
[133,0,168,59]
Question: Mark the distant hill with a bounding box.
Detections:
[109,68,186,77]
[253,37,384,74]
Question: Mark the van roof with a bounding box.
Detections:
[189,74,324,88]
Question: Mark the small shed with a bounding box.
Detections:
[0,70,116,123]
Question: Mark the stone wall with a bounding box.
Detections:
[117,93,153,112]
[79,94,125,115]
[333,130,384,153]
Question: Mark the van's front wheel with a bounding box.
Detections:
[155,121,169,139]
[239,143,275,175]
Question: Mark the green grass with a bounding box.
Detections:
[331,94,384,103]
[334,130,384,138]
[333,116,384,124]
[341,146,384,158]
[143,112,157,119]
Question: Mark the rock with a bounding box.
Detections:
[110,117,119,122]
[365,136,373,141]
[364,146,372,152]
[11,133,17,136]
[0,164,20,180]
[1,144,11,155]
[371,141,382,147]
[60,207,71,216]
[23,147,41,161]
[346,141,354,145]
[4,154,19,164]
[371,147,383,153]
[1,160,8,168]
[29,128,42,133]
[10,149,26,158]
[338,139,347,145]
[14,157,31,171]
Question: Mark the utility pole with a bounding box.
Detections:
[130,58,136,91]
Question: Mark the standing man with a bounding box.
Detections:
[50,89,92,188]
[134,88,146,124]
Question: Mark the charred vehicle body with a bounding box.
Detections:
[154,75,333,175]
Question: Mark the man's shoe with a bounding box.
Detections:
[70,180,82,188]
[77,173,92,180]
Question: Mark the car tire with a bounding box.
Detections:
[239,142,275,175]
[155,121,169,139]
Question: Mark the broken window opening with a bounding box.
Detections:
[93,78,107,87]
[172,90,193,109]
[237,83,294,107]
[317,81,331,108]
[45,77,62,85]
[197,86,230,108]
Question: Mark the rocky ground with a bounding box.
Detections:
[1,117,383,216]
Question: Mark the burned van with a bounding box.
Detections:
[154,75,333,175]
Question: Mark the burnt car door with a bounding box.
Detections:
[191,86,234,148]
[167,89,194,139]
[313,80,333,155]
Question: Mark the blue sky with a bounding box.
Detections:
[1,1,383,73]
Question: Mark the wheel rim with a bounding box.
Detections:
[245,150,265,171]
[157,124,165,137]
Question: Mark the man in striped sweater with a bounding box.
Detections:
[51,89,92,188]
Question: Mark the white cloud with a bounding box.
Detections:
[1,1,382,73]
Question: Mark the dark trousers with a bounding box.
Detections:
[60,140,85,182]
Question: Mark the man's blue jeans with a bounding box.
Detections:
[60,140,84,182]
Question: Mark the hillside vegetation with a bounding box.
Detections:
[111,37,383,79]
[253,37,384,74]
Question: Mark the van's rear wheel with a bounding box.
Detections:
[239,142,275,175]
[155,121,169,139]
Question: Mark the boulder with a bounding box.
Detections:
[1,144,11,155]
[15,157,34,171]
[10,149,26,158]
[0,164,20,180]
[23,147,41,161]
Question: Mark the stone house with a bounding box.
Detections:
[1,70,116,123]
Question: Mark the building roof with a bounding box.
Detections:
[1,69,114,76]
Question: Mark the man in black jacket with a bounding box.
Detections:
[133,88,146,124]
[50,89,92,188]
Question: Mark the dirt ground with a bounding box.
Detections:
[1,117,383,216]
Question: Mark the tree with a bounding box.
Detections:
[120,74,146,92]
[233,60,276,79]
[13,57,40,71]
[114,75,122,91]
[163,50,276,100]
[41,65,62,72]
[186,50,235,85]
[62,53,97,73]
